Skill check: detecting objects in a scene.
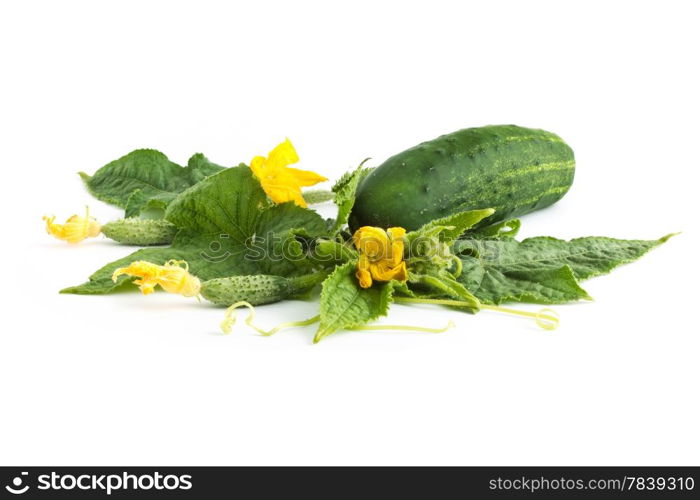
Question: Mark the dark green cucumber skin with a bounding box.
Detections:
[350,125,575,231]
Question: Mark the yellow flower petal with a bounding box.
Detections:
[262,183,309,208]
[43,207,101,243]
[387,227,406,266]
[283,166,329,187]
[134,278,157,295]
[352,226,408,287]
[356,254,374,288]
[249,139,327,208]
[353,226,390,259]
[289,191,309,208]
[157,264,201,297]
[356,268,373,288]
[387,227,406,239]
[371,261,408,282]
[249,155,267,178]
[112,260,201,297]
[112,261,160,282]
[266,138,299,168]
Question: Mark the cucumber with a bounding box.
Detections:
[350,125,575,231]
[200,271,328,306]
[101,218,178,245]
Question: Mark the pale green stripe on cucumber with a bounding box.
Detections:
[496,160,575,179]
[485,185,573,214]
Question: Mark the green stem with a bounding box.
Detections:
[258,315,321,336]
[480,305,560,330]
[395,297,559,330]
[303,189,335,204]
[416,274,480,309]
[287,269,330,293]
[396,296,478,310]
[220,300,321,336]
[451,255,463,279]
[349,320,454,333]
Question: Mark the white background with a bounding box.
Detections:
[1,1,698,466]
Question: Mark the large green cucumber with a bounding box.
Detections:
[350,125,575,231]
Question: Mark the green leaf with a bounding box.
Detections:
[455,234,675,280]
[124,189,168,218]
[458,258,591,304]
[185,153,228,183]
[164,163,269,235]
[402,209,495,278]
[411,271,481,308]
[390,280,415,297]
[466,218,521,240]
[80,149,226,217]
[314,261,394,343]
[63,166,328,294]
[406,208,495,245]
[330,164,372,233]
[453,234,676,304]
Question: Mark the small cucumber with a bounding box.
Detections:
[350,125,575,231]
[200,271,328,306]
[101,218,178,245]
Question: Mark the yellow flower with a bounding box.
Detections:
[353,226,408,288]
[112,260,201,297]
[43,206,101,243]
[250,138,328,208]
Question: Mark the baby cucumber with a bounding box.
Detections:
[350,125,575,231]
[200,271,328,306]
[101,218,178,245]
